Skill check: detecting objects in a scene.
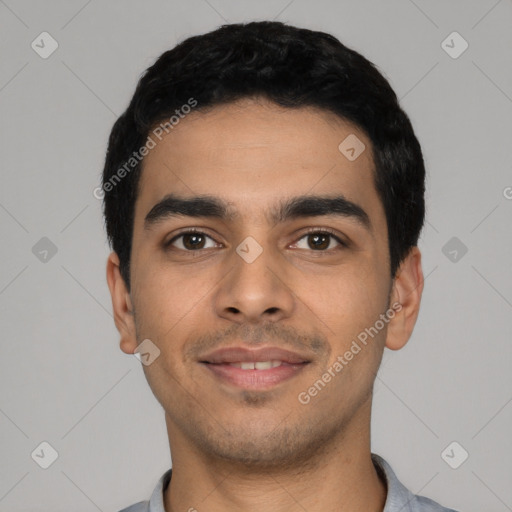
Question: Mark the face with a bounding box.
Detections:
[108,98,423,469]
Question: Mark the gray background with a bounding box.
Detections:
[1,0,511,511]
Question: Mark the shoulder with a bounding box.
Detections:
[372,454,459,512]
[117,467,172,512]
[117,500,149,512]
[413,494,459,511]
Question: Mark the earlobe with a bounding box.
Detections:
[106,252,138,354]
[385,247,424,351]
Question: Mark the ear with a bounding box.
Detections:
[106,252,138,354]
[385,246,424,351]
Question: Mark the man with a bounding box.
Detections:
[102,21,457,512]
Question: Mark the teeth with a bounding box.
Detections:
[228,360,283,370]
[255,361,272,370]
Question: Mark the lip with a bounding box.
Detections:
[199,346,310,365]
[199,346,311,391]
[202,362,308,390]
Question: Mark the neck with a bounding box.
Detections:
[163,402,387,512]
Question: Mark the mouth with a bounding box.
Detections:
[199,346,311,390]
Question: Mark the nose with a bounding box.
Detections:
[213,239,295,324]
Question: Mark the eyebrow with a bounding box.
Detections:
[144,193,372,232]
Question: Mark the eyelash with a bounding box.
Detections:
[165,227,348,252]
[294,228,348,250]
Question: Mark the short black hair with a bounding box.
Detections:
[101,20,425,289]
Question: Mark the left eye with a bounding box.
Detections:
[293,232,344,251]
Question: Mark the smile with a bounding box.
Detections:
[201,360,309,390]
[226,360,284,370]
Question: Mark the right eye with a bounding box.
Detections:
[165,230,220,251]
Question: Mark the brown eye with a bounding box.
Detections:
[293,230,346,251]
[167,231,218,251]
[182,233,206,250]
[307,233,330,250]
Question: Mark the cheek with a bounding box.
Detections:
[309,265,384,331]
[306,265,389,376]
[133,260,212,326]
[130,266,219,385]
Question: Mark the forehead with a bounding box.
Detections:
[135,98,386,233]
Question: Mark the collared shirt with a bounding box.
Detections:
[118,453,458,512]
